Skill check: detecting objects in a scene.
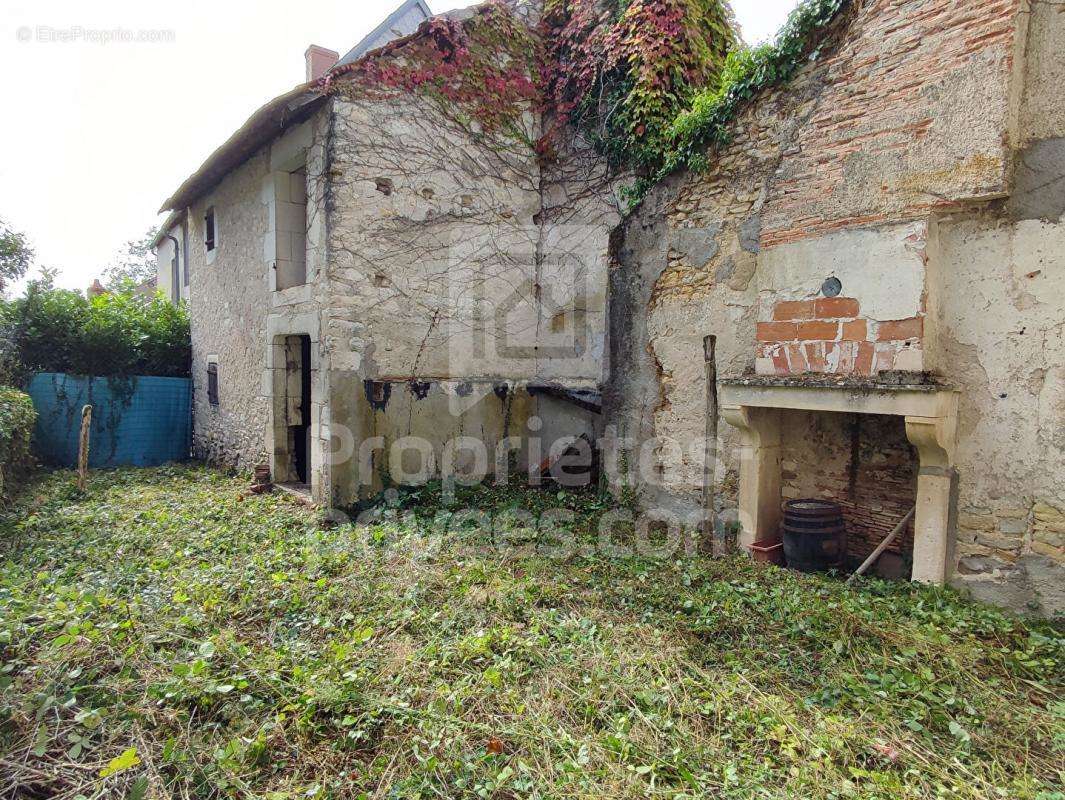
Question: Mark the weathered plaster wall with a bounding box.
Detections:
[937,211,1064,615]
[324,93,617,505]
[606,0,1065,614]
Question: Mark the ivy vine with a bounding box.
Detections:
[325,2,541,143]
[635,0,850,203]
[322,0,849,209]
[540,0,736,173]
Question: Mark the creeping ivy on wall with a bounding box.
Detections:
[321,0,849,208]
[643,0,849,200]
[540,0,736,172]
[326,2,541,142]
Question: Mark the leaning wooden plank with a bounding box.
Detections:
[847,506,917,585]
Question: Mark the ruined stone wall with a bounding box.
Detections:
[324,93,618,505]
[917,0,1064,614]
[610,0,1025,507]
[606,0,1065,613]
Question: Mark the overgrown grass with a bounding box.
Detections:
[0,466,1061,799]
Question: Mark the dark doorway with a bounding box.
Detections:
[291,335,312,485]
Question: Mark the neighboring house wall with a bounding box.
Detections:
[334,0,431,67]
[155,221,189,305]
[181,87,617,506]
[606,0,1064,614]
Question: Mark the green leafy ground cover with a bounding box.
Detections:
[0,467,1061,799]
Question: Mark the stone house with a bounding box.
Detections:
[155,0,619,509]
[155,0,1063,615]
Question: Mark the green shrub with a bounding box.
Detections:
[0,282,190,380]
[0,387,36,501]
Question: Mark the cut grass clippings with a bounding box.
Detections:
[0,466,1061,798]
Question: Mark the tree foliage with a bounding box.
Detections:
[0,279,190,380]
[100,228,158,291]
[0,217,34,295]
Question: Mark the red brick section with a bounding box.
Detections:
[758,0,1022,249]
[757,297,923,376]
[773,300,816,321]
[877,316,923,341]
[756,321,798,342]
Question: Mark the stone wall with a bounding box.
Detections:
[324,92,618,505]
[187,149,273,469]
[606,0,1064,614]
[181,71,617,507]
[187,115,330,475]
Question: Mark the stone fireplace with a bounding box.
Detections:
[713,211,971,583]
[720,377,959,583]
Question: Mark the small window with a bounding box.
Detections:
[207,362,219,406]
[204,208,216,252]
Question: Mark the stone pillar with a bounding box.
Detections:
[905,412,958,584]
[721,405,783,548]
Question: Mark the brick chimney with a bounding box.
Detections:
[305,45,339,82]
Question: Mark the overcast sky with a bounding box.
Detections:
[0,0,801,292]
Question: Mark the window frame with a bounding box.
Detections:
[206,361,219,406]
[204,207,217,253]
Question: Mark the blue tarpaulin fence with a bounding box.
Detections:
[26,373,191,468]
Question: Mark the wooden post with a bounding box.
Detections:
[702,335,719,555]
[77,405,92,491]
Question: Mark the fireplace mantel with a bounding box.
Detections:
[719,375,960,584]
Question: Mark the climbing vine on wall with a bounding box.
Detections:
[643,0,849,198]
[540,0,736,171]
[542,0,848,204]
[325,2,541,141]
[322,0,849,207]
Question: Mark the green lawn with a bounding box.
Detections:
[0,467,1061,799]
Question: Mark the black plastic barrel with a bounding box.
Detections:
[781,499,847,573]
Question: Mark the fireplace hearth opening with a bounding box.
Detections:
[720,376,959,585]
